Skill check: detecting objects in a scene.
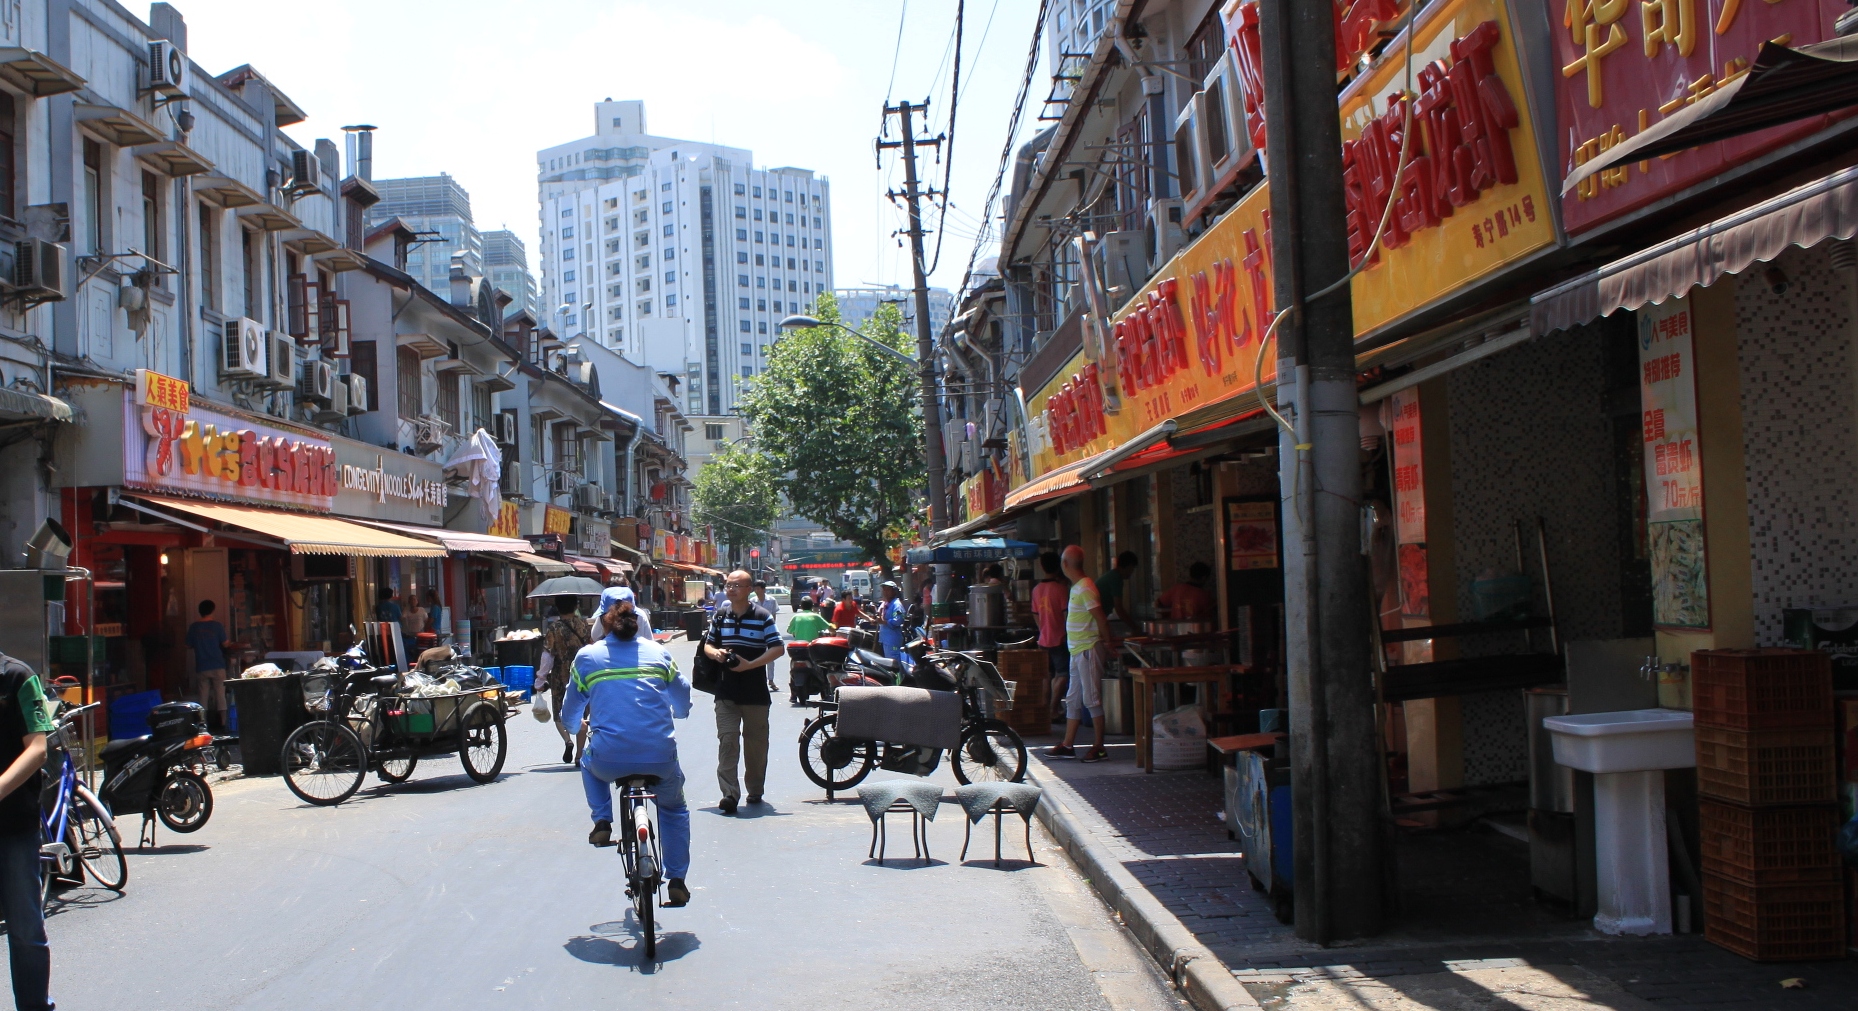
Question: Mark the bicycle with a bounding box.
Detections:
[614,774,663,961]
[40,702,127,910]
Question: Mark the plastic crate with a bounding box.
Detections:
[1692,649,1833,731]
[1698,800,1841,886]
[1696,726,1837,805]
[1702,872,1847,961]
[107,690,162,741]
[503,664,534,701]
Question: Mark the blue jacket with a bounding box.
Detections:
[560,633,689,766]
[879,598,906,651]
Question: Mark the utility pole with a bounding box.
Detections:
[1259,0,1384,942]
[879,99,948,532]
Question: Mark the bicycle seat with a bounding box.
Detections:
[369,674,400,692]
[618,774,661,788]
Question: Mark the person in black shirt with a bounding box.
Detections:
[701,569,784,814]
[0,653,55,1010]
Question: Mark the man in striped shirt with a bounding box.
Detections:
[1047,545,1116,762]
[702,569,785,814]
[562,586,693,907]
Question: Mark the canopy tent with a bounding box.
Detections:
[905,533,1040,564]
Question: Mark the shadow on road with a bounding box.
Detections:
[568,911,700,972]
[43,886,126,917]
[129,843,210,856]
[860,857,947,869]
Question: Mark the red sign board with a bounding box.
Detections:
[1554,0,1843,234]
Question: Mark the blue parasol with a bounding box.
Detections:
[905,532,1040,564]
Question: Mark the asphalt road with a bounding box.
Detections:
[42,630,1183,1011]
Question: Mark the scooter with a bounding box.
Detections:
[97,701,224,847]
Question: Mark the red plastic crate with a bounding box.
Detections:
[1698,800,1841,886]
[1692,649,1833,731]
[1696,726,1837,805]
[1703,872,1846,961]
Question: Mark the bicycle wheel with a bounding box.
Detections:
[281,721,366,806]
[157,770,213,833]
[71,785,126,892]
[952,720,1028,784]
[798,714,874,791]
[378,753,417,783]
[458,701,507,783]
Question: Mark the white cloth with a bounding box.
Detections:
[443,428,503,516]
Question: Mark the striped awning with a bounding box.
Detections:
[133,495,445,557]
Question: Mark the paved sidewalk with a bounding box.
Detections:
[1025,737,1858,1010]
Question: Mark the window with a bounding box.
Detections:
[197,204,218,310]
[734,205,746,219]
[564,291,575,304]
[610,284,624,298]
[738,297,750,309]
[241,227,259,319]
[785,235,795,247]
[784,190,794,202]
[633,209,648,225]
[733,183,745,196]
[787,280,796,292]
[664,270,675,284]
[609,305,624,320]
[741,366,753,377]
[606,239,621,254]
[665,293,677,306]
[604,197,619,209]
[760,345,770,357]
[815,260,824,272]
[397,346,421,419]
[739,342,752,355]
[608,327,624,343]
[756,276,766,288]
[635,254,650,270]
[663,247,674,260]
[552,422,580,474]
[802,282,811,293]
[736,251,748,264]
[662,224,673,236]
[813,216,821,228]
[736,274,748,287]
[786,257,795,269]
[561,226,575,238]
[753,209,762,221]
[563,270,576,282]
[814,238,823,249]
[661,181,672,191]
[563,247,575,261]
[634,190,647,203]
[661,201,673,214]
[784,213,794,225]
[705,422,726,440]
[605,217,618,232]
[739,320,750,332]
[561,208,573,217]
[638,299,652,315]
[636,276,651,292]
[757,321,767,334]
[752,186,762,197]
[735,228,747,241]
[141,170,161,264]
[754,254,764,266]
[636,232,650,248]
[472,383,492,432]
[756,298,767,311]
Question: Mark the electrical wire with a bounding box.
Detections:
[954,0,1052,310]
[925,0,964,276]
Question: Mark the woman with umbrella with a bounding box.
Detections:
[527,575,604,764]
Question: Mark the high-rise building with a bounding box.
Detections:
[836,284,955,340]
[370,173,482,294]
[483,230,538,320]
[536,100,834,416]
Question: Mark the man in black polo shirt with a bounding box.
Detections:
[0,652,55,1010]
[701,569,784,814]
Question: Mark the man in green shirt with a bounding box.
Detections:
[1095,551,1141,625]
[786,595,832,643]
[0,653,55,1010]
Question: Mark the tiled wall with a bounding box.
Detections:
[1735,244,1858,643]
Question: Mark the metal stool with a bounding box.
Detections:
[955,782,1043,866]
[856,781,943,865]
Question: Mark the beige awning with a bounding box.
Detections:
[1533,163,1858,337]
[135,495,446,557]
[508,551,573,575]
[352,520,535,555]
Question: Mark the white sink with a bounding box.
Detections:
[1542,708,1694,773]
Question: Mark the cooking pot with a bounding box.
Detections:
[967,584,1006,628]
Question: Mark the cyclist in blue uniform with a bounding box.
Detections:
[560,586,693,908]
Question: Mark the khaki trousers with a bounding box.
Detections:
[714,700,770,801]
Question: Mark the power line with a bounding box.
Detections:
[925,0,964,276]
[954,0,1052,311]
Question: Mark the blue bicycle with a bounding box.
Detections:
[40,702,126,910]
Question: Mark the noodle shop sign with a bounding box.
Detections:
[126,372,335,511]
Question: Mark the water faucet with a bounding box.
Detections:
[1640,655,1660,682]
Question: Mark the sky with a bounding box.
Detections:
[172,0,1045,300]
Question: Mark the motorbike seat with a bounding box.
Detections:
[99,736,148,760]
[852,649,901,673]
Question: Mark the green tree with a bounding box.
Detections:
[740,293,922,577]
[692,443,779,566]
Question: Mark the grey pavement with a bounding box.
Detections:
[39,631,1185,1011]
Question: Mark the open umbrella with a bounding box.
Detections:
[525,575,606,598]
[904,533,1041,564]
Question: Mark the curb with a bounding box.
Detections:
[1027,763,1260,1011]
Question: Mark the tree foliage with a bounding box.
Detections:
[692,443,779,561]
[739,293,921,576]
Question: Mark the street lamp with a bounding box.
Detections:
[778,315,916,367]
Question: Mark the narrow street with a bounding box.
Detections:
[44,635,1182,1011]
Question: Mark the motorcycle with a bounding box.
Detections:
[97,701,227,847]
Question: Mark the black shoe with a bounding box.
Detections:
[747,795,762,806]
[665,878,690,907]
[562,742,574,764]
[589,820,612,847]
[719,797,738,815]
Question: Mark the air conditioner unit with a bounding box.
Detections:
[493,412,518,445]
[1173,93,1207,214]
[298,360,334,404]
[1146,198,1186,270]
[314,375,349,422]
[1091,230,1147,309]
[289,149,325,196]
[549,471,574,497]
[14,239,66,300]
[145,40,185,96]
[575,484,603,511]
[344,373,368,414]
[265,331,295,388]
[1201,53,1255,196]
[221,317,267,379]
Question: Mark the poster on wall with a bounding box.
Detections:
[1226,500,1279,571]
[1638,295,1709,629]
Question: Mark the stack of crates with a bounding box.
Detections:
[1693,648,1845,961]
[996,649,1052,738]
[501,665,535,701]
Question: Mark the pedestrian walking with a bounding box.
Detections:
[535,595,594,765]
[701,569,784,814]
[1047,545,1115,763]
[184,600,237,731]
[1031,552,1070,721]
[0,650,56,1010]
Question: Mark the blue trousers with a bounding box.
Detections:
[0,830,51,1010]
[581,756,690,880]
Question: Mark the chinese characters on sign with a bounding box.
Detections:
[1388,388,1426,545]
[543,505,573,536]
[123,382,335,511]
[489,500,521,539]
[1226,500,1280,571]
[1638,296,1709,628]
[1555,0,1842,233]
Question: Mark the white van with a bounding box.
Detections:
[842,569,874,599]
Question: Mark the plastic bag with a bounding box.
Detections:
[531,688,552,723]
[1153,703,1206,739]
[1152,703,1206,770]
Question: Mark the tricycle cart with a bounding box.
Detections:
[278,665,508,806]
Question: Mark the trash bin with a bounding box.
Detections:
[682,610,710,639]
[496,637,542,670]
[227,673,306,777]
